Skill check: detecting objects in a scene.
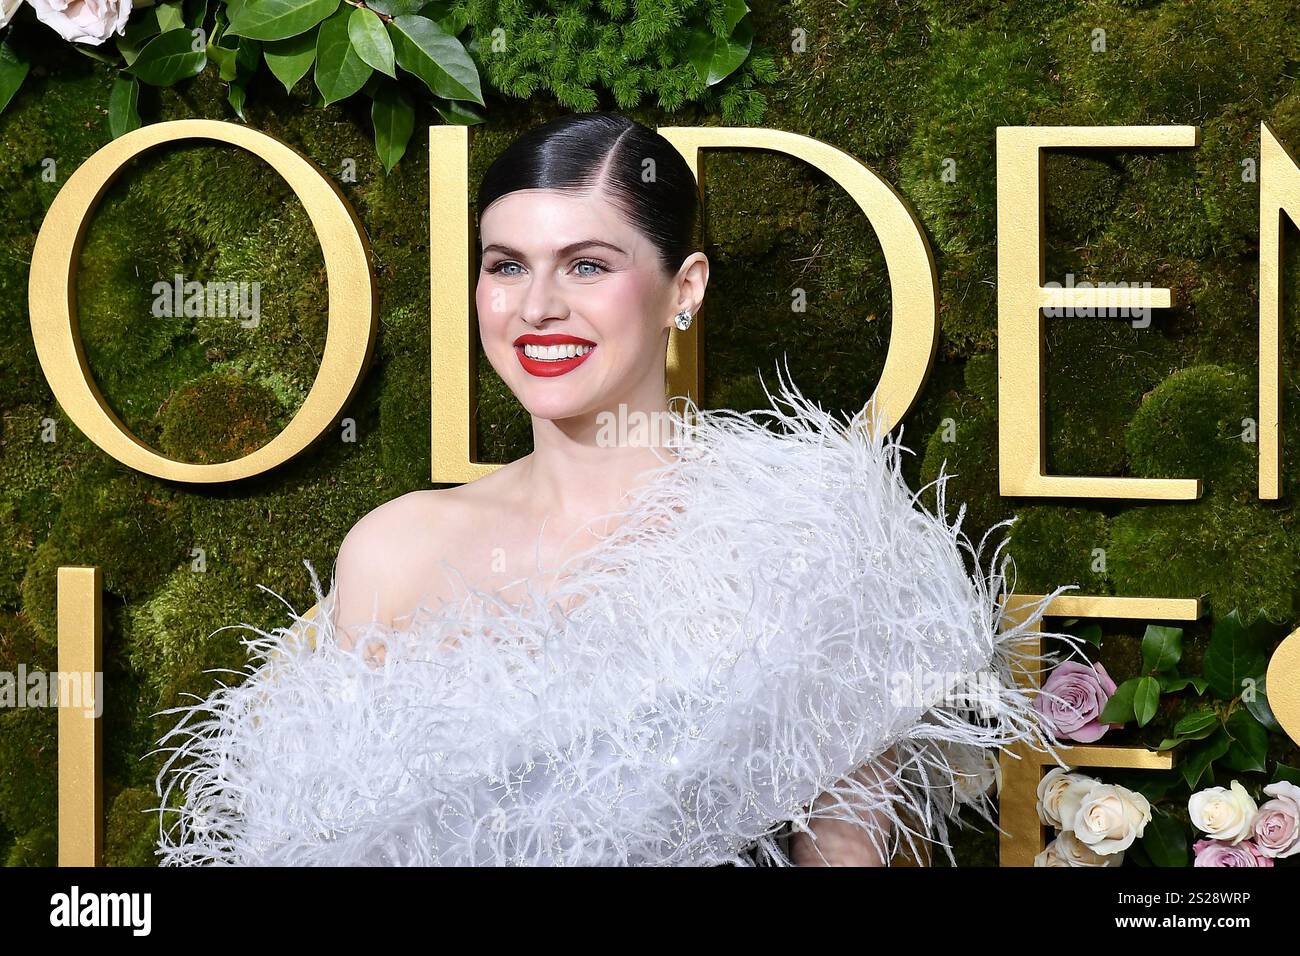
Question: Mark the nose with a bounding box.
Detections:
[518,266,568,328]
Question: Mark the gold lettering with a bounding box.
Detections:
[29,120,376,483]
[997,126,1201,499]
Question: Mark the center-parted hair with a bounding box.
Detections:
[476,111,701,277]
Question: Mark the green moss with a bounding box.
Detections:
[1108,497,1299,623]
[1046,0,1299,126]
[0,612,56,838]
[1005,506,1112,595]
[158,373,288,465]
[1124,364,1255,499]
[106,787,164,868]
[20,463,188,644]
[5,825,55,867]
[1043,316,1182,478]
[897,26,1057,353]
[919,400,1015,544]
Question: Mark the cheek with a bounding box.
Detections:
[475,283,510,336]
[591,277,660,348]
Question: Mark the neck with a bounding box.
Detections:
[522,370,678,524]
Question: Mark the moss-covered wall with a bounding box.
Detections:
[2,0,1299,866]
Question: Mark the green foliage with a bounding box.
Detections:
[0,0,773,171]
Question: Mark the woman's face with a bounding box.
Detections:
[476,187,693,422]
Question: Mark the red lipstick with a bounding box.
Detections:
[513,333,597,378]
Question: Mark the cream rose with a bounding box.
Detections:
[1037,767,1083,828]
[1055,771,1100,832]
[0,0,24,29]
[1070,782,1152,854]
[1039,829,1125,867]
[29,0,131,45]
[1189,780,1259,845]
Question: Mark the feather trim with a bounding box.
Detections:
[151,364,1088,866]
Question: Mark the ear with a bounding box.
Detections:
[667,252,710,329]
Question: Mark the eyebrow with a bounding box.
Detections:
[481,239,628,259]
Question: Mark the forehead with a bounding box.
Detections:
[479,188,640,246]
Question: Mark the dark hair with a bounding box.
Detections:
[477,111,701,277]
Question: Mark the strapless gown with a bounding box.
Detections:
[151,368,1081,866]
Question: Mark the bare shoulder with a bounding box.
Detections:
[330,466,527,647]
[330,489,462,646]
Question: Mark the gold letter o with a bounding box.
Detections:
[29,119,376,483]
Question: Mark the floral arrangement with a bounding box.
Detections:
[1030,610,1299,866]
[0,0,772,170]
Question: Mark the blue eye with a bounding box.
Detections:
[485,261,522,276]
[573,260,607,277]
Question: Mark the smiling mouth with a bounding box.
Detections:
[513,334,597,378]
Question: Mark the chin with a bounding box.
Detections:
[516,386,602,423]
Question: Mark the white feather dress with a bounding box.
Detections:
[152,371,1078,866]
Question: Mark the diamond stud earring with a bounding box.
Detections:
[674,309,694,331]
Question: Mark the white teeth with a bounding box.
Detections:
[522,343,593,360]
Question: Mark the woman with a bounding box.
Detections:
[153,112,1078,867]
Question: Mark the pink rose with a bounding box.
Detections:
[1035,660,1119,743]
[1193,838,1274,867]
[29,0,131,45]
[1253,781,1300,858]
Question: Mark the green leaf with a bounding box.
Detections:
[1141,811,1189,867]
[684,14,752,86]
[227,0,340,41]
[264,30,318,92]
[0,42,29,116]
[118,9,166,64]
[1275,762,1300,786]
[1180,727,1232,790]
[1172,709,1219,739]
[431,96,484,125]
[1204,610,1273,699]
[371,82,414,173]
[1220,708,1268,772]
[366,0,425,17]
[228,80,248,119]
[314,7,372,105]
[108,76,142,138]
[721,0,749,34]
[417,0,467,33]
[1134,675,1161,727]
[1140,625,1183,674]
[156,1,187,32]
[388,15,483,105]
[128,29,208,86]
[348,7,395,78]
[1157,673,1208,695]
[1244,679,1281,733]
[1100,678,1139,725]
[184,0,210,29]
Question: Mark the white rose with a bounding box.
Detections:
[0,0,24,29]
[1189,780,1258,845]
[1034,837,1069,866]
[1071,782,1152,855]
[1037,767,1088,828]
[1055,771,1100,832]
[1046,829,1125,867]
[29,0,131,46]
